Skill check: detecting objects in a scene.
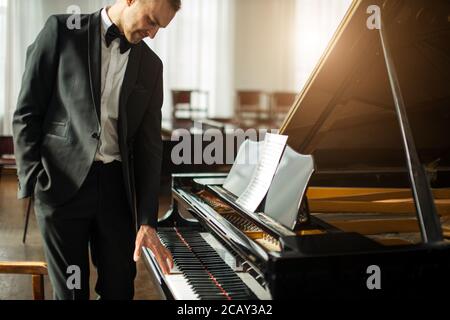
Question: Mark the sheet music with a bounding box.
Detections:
[222,139,263,197]
[236,133,288,212]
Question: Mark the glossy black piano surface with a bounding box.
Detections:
[144,0,450,300]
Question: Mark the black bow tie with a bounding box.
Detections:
[105,24,133,54]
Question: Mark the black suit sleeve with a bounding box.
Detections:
[133,63,163,228]
[12,16,59,199]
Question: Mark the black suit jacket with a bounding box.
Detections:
[12,10,163,228]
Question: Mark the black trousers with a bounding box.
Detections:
[34,161,136,300]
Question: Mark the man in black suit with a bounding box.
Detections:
[12,0,178,299]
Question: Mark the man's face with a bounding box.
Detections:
[121,0,176,44]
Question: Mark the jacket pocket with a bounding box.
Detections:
[45,121,67,138]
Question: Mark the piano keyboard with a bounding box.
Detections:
[158,229,256,300]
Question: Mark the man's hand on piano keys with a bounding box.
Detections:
[133,225,174,274]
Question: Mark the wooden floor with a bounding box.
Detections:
[0,170,168,300]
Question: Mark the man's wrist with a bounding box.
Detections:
[140,224,155,231]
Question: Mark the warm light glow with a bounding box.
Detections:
[295,0,352,90]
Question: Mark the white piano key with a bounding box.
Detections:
[165,274,200,300]
[144,247,199,300]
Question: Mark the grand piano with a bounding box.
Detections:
[144,0,450,299]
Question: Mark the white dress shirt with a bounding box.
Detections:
[95,7,130,163]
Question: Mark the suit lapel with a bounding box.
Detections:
[88,10,102,123]
[118,43,143,215]
[119,43,143,140]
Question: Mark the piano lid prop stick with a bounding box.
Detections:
[378,17,443,243]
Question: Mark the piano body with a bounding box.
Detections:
[144,0,450,299]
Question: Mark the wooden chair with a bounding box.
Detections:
[270,92,297,127]
[172,90,209,120]
[235,91,270,128]
[0,261,48,300]
[0,136,16,178]
[0,136,32,244]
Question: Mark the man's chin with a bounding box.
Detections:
[129,36,143,44]
[123,33,140,44]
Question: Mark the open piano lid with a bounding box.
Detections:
[280,0,450,177]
